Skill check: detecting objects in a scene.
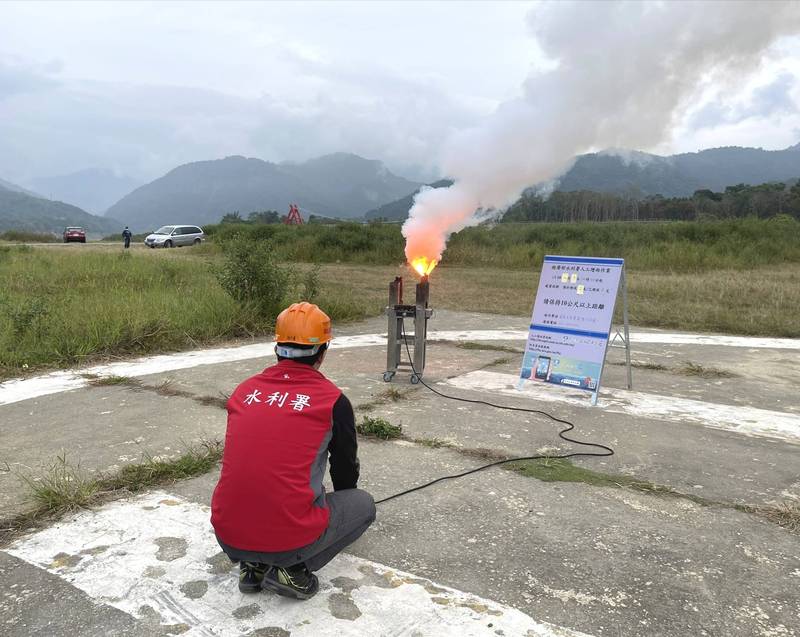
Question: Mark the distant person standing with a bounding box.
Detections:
[122,226,132,249]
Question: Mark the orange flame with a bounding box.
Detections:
[410,256,438,277]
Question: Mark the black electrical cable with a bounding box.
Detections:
[374,320,615,504]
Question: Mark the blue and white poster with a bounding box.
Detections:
[519,255,624,393]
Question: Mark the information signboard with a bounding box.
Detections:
[518,255,625,403]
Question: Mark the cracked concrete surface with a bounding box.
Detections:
[1,309,798,636]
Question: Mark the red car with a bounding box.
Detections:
[63,227,86,243]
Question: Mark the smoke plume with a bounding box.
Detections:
[402,0,800,266]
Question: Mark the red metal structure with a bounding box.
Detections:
[285,203,303,225]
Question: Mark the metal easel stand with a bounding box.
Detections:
[592,264,632,406]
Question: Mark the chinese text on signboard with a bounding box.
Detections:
[519,256,624,392]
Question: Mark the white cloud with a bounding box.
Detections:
[0,0,797,187]
[686,72,798,131]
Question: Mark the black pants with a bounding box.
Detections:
[124,238,130,248]
[217,488,376,572]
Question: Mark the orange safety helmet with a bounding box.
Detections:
[275,302,332,346]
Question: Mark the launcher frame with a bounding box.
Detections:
[384,276,433,384]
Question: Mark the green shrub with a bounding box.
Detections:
[6,297,49,337]
[215,235,293,321]
[301,264,321,303]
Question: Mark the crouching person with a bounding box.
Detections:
[211,302,375,600]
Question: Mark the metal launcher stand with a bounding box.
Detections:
[384,276,433,384]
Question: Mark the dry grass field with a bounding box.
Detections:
[315,262,800,337]
[1,237,798,380]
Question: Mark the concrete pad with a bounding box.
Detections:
[0,552,157,637]
[3,307,798,409]
[0,340,504,519]
[445,370,800,444]
[342,442,800,637]
[0,386,224,515]
[367,398,800,507]
[434,331,800,415]
[2,309,799,636]
[136,342,505,411]
[2,315,798,520]
[6,435,799,637]
[172,441,800,637]
[6,491,590,637]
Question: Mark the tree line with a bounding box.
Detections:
[502,180,800,223]
[220,210,282,224]
[219,210,338,225]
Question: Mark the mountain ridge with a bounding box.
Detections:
[557,143,800,196]
[0,177,40,198]
[365,179,454,221]
[0,181,121,235]
[31,168,143,215]
[367,143,800,221]
[106,153,422,231]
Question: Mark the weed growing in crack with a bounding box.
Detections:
[758,501,800,533]
[455,342,523,354]
[88,375,137,386]
[103,440,224,492]
[378,386,406,402]
[677,361,738,379]
[17,454,99,513]
[609,360,668,371]
[413,437,454,449]
[195,394,229,409]
[483,356,513,368]
[357,416,402,440]
[3,440,225,546]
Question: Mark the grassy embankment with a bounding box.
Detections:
[205,215,800,271]
[0,230,58,243]
[0,245,378,379]
[1,217,798,379]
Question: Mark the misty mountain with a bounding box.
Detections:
[30,168,142,215]
[0,181,120,235]
[0,177,40,198]
[364,179,454,221]
[106,153,422,232]
[557,143,800,197]
[365,143,800,221]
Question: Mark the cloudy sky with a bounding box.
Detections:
[1,0,798,187]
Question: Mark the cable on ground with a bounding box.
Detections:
[374,320,615,504]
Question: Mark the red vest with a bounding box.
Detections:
[211,360,342,552]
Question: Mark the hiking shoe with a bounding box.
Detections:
[238,561,267,593]
[262,564,319,600]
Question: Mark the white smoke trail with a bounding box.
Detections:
[402,0,800,266]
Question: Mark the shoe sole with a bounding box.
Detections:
[238,582,262,594]
[262,575,319,600]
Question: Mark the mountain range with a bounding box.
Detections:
[365,143,800,221]
[31,168,142,215]
[365,179,454,221]
[556,143,800,197]
[0,177,40,198]
[0,179,120,235]
[106,153,422,231]
[4,143,799,233]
